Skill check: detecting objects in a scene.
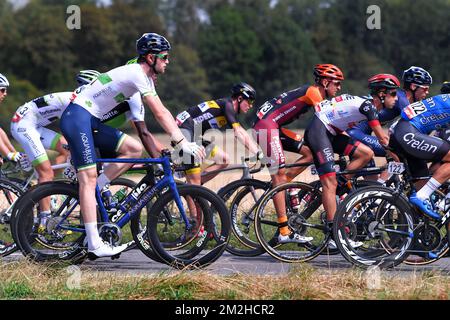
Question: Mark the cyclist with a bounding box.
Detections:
[389,93,450,220]
[60,33,204,259]
[347,66,432,160]
[0,73,29,167]
[176,82,260,185]
[304,74,399,245]
[441,81,450,94]
[252,64,344,244]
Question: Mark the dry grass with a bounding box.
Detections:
[1,259,449,300]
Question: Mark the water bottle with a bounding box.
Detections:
[101,185,114,208]
[289,188,300,210]
[112,187,128,204]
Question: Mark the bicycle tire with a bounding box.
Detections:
[13,178,142,264]
[147,184,230,269]
[217,179,269,257]
[333,185,415,269]
[254,181,330,263]
[0,178,25,257]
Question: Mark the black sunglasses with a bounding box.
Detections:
[386,90,397,97]
[0,88,7,93]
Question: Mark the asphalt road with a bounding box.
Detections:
[7,249,450,276]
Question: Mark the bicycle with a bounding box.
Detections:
[220,155,385,259]
[332,149,449,268]
[12,153,230,269]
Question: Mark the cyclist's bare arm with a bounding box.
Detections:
[233,125,259,155]
[0,127,16,156]
[143,95,187,143]
[132,121,165,157]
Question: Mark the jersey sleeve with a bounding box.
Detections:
[300,86,324,106]
[359,100,380,127]
[127,93,145,122]
[224,99,240,128]
[132,65,157,98]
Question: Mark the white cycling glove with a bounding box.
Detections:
[181,141,206,161]
[7,151,23,162]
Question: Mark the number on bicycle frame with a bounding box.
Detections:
[387,162,405,175]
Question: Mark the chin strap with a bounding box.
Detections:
[144,54,160,74]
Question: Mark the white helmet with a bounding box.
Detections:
[0,73,9,87]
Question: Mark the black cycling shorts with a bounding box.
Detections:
[304,116,356,177]
[389,119,450,177]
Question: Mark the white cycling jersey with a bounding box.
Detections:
[71,63,156,119]
[315,94,379,135]
[11,88,145,166]
[12,92,72,127]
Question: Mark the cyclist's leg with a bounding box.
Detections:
[254,120,293,237]
[40,128,70,176]
[279,128,313,181]
[200,145,229,184]
[94,123,143,185]
[11,123,54,223]
[60,104,126,256]
[304,117,338,222]
[391,120,450,217]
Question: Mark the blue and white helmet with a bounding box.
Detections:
[402,66,432,86]
[0,73,9,87]
[136,33,171,56]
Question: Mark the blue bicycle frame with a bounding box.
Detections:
[56,156,192,233]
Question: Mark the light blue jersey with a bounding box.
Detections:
[401,94,450,134]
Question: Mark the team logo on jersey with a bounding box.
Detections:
[198,100,220,112]
[176,111,191,125]
[403,101,427,119]
[257,102,274,119]
[335,96,343,102]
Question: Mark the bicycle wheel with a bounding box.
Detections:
[0,179,25,257]
[13,182,86,263]
[333,185,415,269]
[218,179,269,257]
[146,184,230,269]
[130,181,201,263]
[403,188,449,265]
[254,182,329,263]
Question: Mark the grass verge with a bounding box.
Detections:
[0,260,449,300]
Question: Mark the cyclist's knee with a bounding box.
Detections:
[355,144,374,161]
[36,162,54,182]
[299,145,313,162]
[271,169,287,186]
[120,136,143,158]
[320,174,337,190]
[77,168,97,186]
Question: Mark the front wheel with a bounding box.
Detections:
[146,184,230,269]
[254,182,329,263]
[333,186,415,269]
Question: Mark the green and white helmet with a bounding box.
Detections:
[76,70,100,86]
[0,73,9,87]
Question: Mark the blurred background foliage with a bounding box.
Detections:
[0,0,449,132]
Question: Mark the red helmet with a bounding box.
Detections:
[368,74,400,93]
[313,64,344,80]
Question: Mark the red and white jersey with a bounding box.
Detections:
[315,94,380,135]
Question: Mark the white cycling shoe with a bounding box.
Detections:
[328,239,363,249]
[278,232,313,244]
[87,241,128,260]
